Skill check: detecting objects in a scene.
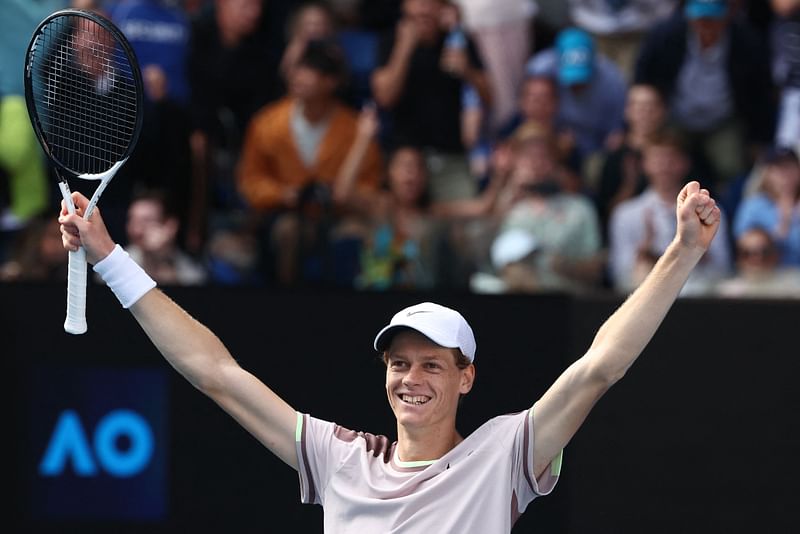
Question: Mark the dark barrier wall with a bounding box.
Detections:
[6,283,798,533]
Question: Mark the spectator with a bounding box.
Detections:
[733,147,800,266]
[352,144,441,290]
[0,0,64,98]
[331,0,384,109]
[237,40,382,286]
[770,0,800,151]
[525,27,627,174]
[469,227,540,294]
[279,1,337,82]
[594,83,668,240]
[439,2,491,184]
[280,1,382,110]
[609,130,731,294]
[0,216,66,282]
[567,0,678,81]
[715,226,800,298]
[497,75,582,176]
[428,137,521,284]
[451,0,538,132]
[187,0,282,219]
[117,64,196,251]
[125,189,207,286]
[0,92,49,266]
[111,0,191,105]
[491,132,605,293]
[634,0,775,188]
[371,0,491,202]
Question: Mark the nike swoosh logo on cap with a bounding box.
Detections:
[406,310,432,316]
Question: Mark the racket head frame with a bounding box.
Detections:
[23,8,145,181]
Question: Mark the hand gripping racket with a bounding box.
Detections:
[24,9,144,334]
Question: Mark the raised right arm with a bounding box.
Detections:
[371,20,418,108]
[59,193,299,469]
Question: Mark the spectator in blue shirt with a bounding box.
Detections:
[525,27,627,174]
[111,0,191,105]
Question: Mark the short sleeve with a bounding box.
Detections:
[512,408,562,508]
[295,413,350,505]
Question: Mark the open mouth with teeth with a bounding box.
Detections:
[400,394,431,406]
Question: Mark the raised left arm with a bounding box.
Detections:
[530,181,721,478]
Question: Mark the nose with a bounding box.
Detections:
[402,364,423,387]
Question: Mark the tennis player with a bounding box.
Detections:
[59,180,721,531]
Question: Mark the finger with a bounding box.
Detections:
[62,234,81,251]
[697,200,716,220]
[681,190,704,213]
[60,224,79,237]
[58,212,82,226]
[694,193,711,212]
[70,191,91,210]
[678,180,700,203]
[702,206,721,226]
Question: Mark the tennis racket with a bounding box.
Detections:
[24,9,144,334]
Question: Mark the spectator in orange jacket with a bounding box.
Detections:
[237,39,383,285]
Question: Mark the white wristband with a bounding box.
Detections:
[93,244,157,308]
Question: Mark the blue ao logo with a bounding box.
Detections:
[39,408,154,478]
[29,366,167,521]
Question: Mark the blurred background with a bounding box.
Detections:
[3,0,799,532]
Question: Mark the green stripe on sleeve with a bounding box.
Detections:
[551,449,563,477]
[295,412,303,442]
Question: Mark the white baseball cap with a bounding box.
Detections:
[491,228,538,270]
[373,302,477,362]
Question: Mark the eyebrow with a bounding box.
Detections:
[387,353,448,362]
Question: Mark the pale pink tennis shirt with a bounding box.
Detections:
[295,408,562,533]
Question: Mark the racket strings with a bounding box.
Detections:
[30,15,139,175]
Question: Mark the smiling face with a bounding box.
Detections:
[384,330,474,434]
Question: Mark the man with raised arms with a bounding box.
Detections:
[58,181,721,531]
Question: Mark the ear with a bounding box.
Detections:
[459,364,475,395]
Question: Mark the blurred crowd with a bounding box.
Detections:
[1,0,800,298]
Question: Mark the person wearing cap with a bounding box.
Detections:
[566,0,678,82]
[525,26,628,172]
[236,39,383,286]
[469,227,541,293]
[59,177,722,530]
[634,0,776,187]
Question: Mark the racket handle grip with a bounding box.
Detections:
[65,247,88,335]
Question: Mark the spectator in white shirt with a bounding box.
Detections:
[609,129,731,294]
